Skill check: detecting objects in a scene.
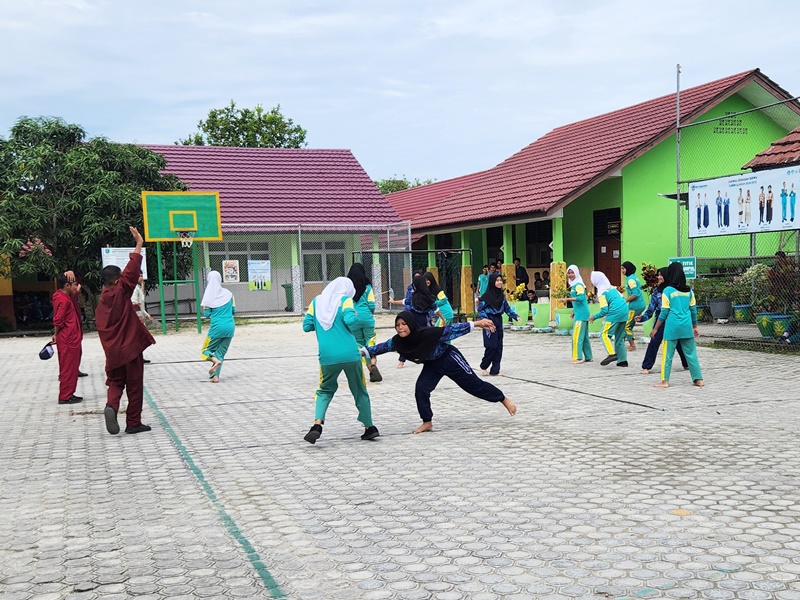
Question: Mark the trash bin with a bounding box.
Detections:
[281,283,293,312]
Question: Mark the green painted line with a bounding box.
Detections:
[144,387,285,598]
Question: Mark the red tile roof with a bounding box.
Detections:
[743,126,800,170]
[142,145,401,231]
[409,69,796,231]
[386,171,486,221]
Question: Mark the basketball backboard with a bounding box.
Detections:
[141,191,223,242]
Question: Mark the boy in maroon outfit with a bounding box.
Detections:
[52,272,83,404]
[96,227,156,434]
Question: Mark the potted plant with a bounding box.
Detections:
[730,263,769,323]
[692,277,732,320]
[505,283,530,323]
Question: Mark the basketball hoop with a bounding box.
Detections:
[178,231,195,248]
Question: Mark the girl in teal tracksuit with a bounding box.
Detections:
[347,263,382,383]
[560,264,592,364]
[424,272,454,326]
[653,263,704,388]
[302,277,379,444]
[200,270,235,383]
[588,271,629,367]
[621,261,646,351]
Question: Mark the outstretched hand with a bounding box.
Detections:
[474,318,496,333]
[130,226,143,245]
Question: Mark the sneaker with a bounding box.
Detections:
[304,424,322,444]
[143,359,151,364]
[600,354,618,366]
[361,426,380,441]
[617,361,629,367]
[58,396,83,405]
[369,365,383,383]
[104,406,120,435]
[78,371,88,377]
[125,424,152,434]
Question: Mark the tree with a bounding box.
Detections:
[375,175,435,195]
[0,116,187,295]
[178,100,307,148]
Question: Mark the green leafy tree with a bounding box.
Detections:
[0,116,187,295]
[375,175,435,195]
[178,100,307,148]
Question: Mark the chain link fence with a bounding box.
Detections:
[678,98,800,350]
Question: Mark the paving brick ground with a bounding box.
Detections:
[2,315,800,599]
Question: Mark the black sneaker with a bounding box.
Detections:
[78,371,88,377]
[361,426,380,441]
[125,424,152,434]
[58,396,83,405]
[304,424,322,444]
[369,365,383,383]
[104,406,120,435]
[617,361,629,367]
[600,354,618,366]
[143,359,151,364]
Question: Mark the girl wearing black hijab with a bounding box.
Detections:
[347,263,382,382]
[395,273,438,370]
[652,262,704,388]
[361,311,517,433]
[477,272,520,375]
[635,266,688,374]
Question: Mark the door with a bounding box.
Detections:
[595,237,621,286]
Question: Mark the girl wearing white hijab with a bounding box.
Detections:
[302,277,379,444]
[588,271,629,367]
[559,265,592,364]
[200,270,235,382]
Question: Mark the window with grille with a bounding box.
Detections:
[207,240,269,281]
[303,241,346,282]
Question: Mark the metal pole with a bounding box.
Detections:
[751,233,756,267]
[157,242,167,335]
[172,244,179,331]
[193,242,201,333]
[676,63,682,257]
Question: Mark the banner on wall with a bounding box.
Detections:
[247,260,271,291]
[688,165,799,238]
[222,260,240,283]
[101,247,147,279]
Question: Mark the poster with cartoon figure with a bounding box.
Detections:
[222,260,240,283]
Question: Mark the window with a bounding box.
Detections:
[303,240,346,282]
[207,240,269,281]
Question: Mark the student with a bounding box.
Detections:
[409,273,437,327]
[513,257,529,289]
[347,263,382,383]
[559,264,592,364]
[541,270,551,288]
[588,271,629,367]
[478,272,520,375]
[424,272,454,326]
[526,288,538,308]
[96,227,156,435]
[621,261,646,351]
[302,277,379,444]
[200,271,236,383]
[477,265,490,297]
[653,263,704,388]
[388,266,426,309]
[51,271,83,404]
[635,266,688,374]
[131,271,153,364]
[532,272,543,290]
[363,311,516,433]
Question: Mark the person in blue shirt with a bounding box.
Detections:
[424,272,454,326]
[200,271,235,383]
[362,311,516,434]
[621,261,647,351]
[588,271,629,367]
[781,182,789,223]
[790,183,796,223]
[477,265,490,297]
[635,266,688,375]
[387,266,427,368]
[559,264,592,364]
[478,272,520,375]
[715,191,723,227]
[652,263,704,389]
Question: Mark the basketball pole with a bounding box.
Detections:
[192,242,202,333]
[156,242,167,335]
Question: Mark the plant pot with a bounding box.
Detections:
[732,304,753,323]
[530,305,550,328]
[696,304,710,322]
[513,301,530,323]
[709,298,733,320]
[756,312,777,338]
[588,303,604,333]
[554,308,573,331]
[771,315,793,338]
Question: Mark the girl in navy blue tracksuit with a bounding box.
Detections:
[477,272,519,375]
[363,311,517,434]
[635,266,688,374]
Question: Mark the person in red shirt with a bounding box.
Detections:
[52,271,83,404]
[96,227,156,434]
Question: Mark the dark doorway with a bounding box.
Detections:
[594,209,621,286]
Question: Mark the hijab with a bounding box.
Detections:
[622,261,636,276]
[201,271,233,309]
[656,266,669,293]
[391,311,444,363]
[411,274,437,312]
[590,271,612,296]
[665,262,690,292]
[566,264,584,288]
[347,263,370,302]
[480,272,505,310]
[423,272,442,295]
[315,277,355,331]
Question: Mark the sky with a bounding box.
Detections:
[2,1,799,184]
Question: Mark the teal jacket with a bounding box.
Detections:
[203,297,235,338]
[303,296,361,365]
[594,288,628,323]
[624,274,647,312]
[570,282,590,321]
[658,286,697,340]
[353,284,376,327]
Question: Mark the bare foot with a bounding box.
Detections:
[412,421,433,434]
[396,362,404,369]
[501,398,517,415]
[641,369,650,375]
[693,379,705,387]
[683,366,690,371]
[569,359,585,365]
[628,343,636,351]
[481,369,489,375]
[489,372,505,377]
[653,381,670,388]
[208,358,221,375]
[210,376,219,383]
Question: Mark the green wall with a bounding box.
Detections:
[562,177,622,267]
